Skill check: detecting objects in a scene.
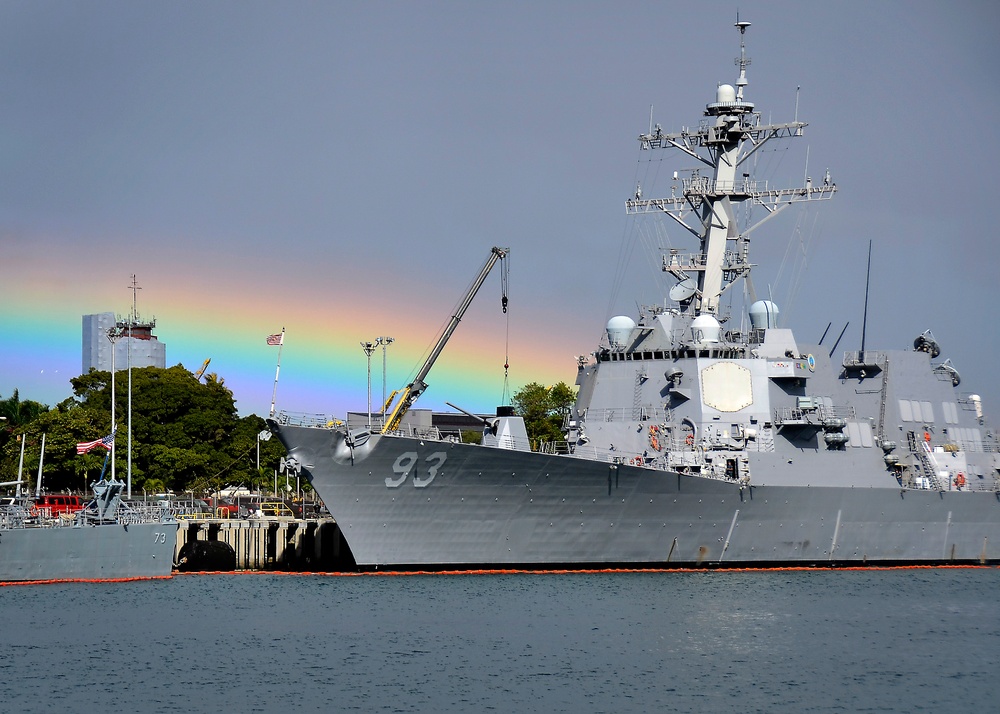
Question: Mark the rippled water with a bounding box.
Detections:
[2,568,997,713]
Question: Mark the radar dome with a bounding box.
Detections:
[606,315,636,348]
[691,314,721,345]
[749,300,780,329]
[716,84,736,103]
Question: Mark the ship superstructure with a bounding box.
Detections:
[268,21,1000,569]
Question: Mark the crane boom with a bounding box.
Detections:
[194,358,211,380]
[381,246,508,434]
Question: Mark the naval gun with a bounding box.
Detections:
[381,246,509,434]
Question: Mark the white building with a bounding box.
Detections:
[82,312,166,373]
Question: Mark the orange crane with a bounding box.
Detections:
[193,358,211,380]
[381,247,507,433]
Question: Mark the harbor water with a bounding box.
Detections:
[2,567,997,713]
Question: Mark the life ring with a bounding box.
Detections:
[685,433,694,446]
[631,457,642,466]
[954,472,966,488]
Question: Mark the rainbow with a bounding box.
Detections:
[1,241,580,417]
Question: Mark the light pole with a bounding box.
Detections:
[375,336,394,424]
[257,429,271,471]
[106,324,123,483]
[126,274,140,498]
[361,341,376,429]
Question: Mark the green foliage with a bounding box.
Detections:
[461,430,483,445]
[512,381,577,449]
[0,389,51,455]
[0,389,50,425]
[0,366,287,496]
[2,406,113,492]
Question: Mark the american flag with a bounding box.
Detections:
[266,332,283,346]
[76,430,115,455]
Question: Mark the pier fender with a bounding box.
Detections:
[176,540,237,572]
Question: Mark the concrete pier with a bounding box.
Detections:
[175,518,354,572]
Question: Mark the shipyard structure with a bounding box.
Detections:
[82,312,165,373]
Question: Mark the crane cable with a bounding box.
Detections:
[501,253,511,406]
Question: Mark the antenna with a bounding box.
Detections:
[818,321,832,345]
[860,240,872,352]
[128,274,142,322]
[829,322,849,358]
[734,15,752,100]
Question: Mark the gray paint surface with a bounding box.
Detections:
[0,521,177,581]
[271,425,999,568]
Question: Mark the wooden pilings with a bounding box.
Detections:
[175,518,352,572]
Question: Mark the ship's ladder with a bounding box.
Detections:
[918,441,945,490]
[632,369,645,421]
[876,358,890,442]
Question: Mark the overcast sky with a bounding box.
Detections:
[2,0,998,421]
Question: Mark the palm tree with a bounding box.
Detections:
[0,390,50,452]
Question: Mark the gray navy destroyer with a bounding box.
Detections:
[0,479,177,582]
[270,21,1000,569]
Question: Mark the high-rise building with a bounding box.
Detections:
[82,312,166,373]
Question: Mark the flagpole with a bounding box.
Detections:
[269,327,285,418]
[35,433,45,498]
[16,435,25,499]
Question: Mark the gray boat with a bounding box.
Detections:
[0,478,177,582]
[269,21,1000,570]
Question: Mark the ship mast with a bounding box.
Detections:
[625,19,836,318]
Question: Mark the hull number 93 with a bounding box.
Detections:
[386,451,447,488]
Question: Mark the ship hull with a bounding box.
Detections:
[272,423,1000,569]
[0,521,177,582]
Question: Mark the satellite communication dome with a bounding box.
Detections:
[748,300,780,329]
[716,84,736,103]
[606,316,636,347]
[669,278,697,303]
[691,314,721,345]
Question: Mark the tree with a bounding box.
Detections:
[0,389,51,454]
[187,413,286,496]
[0,389,50,425]
[0,405,115,492]
[1,365,287,496]
[68,365,238,492]
[511,381,577,449]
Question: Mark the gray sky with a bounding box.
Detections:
[2,0,999,420]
